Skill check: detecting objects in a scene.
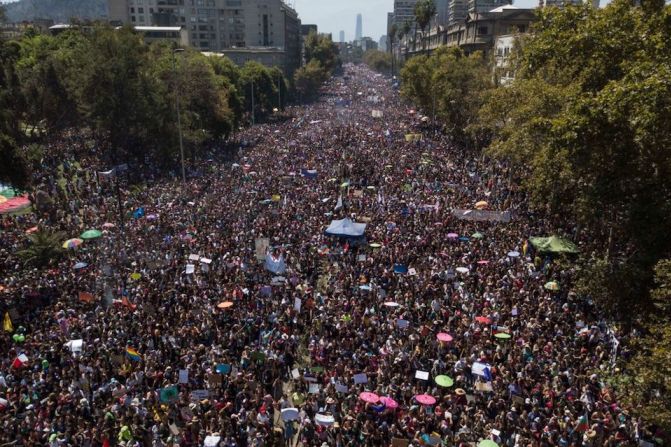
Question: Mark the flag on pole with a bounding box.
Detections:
[12,353,28,368]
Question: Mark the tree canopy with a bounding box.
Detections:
[0,25,291,186]
[477,0,671,321]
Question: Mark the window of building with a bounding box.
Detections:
[226,0,241,5]
[131,15,136,21]
[138,7,144,13]
[504,47,510,56]
[130,7,135,13]
[478,26,488,35]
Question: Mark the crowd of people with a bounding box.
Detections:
[0,65,657,447]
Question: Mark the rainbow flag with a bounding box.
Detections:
[126,347,141,361]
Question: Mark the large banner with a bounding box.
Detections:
[452,209,512,223]
[255,238,270,262]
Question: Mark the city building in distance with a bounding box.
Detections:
[107,0,302,75]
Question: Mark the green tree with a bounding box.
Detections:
[363,50,391,74]
[238,61,278,123]
[17,230,66,268]
[15,33,82,134]
[414,0,437,54]
[617,260,671,434]
[304,32,340,74]
[76,26,158,164]
[477,0,671,320]
[401,47,492,142]
[294,59,328,102]
[0,39,29,187]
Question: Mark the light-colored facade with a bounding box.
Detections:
[409,5,535,59]
[392,0,418,29]
[494,33,516,85]
[134,25,189,46]
[447,0,468,25]
[107,0,302,74]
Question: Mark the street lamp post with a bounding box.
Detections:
[172,48,186,183]
[251,80,255,125]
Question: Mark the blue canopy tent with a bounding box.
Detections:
[324,218,367,241]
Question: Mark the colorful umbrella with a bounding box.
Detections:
[414,394,436,406]
[436,333,453,342]
[379,396,398,409]
[435,375,454,388]
[62,238,83,249]
[359,392,380,403]
[369,243,382,248]
[475,201,489,210]
[130,272,142,280]
[544,281,560,291]
[73,262,88,270]
[495,333,512,340]
[456,267,469,274]
[447,232,459,239]
[477,260,490,265]
[80,229,102,240]
[217,301,234,309]
[472,232,484,239]
[102,222,115,229]
[507,251,520,258]
[478,440,499,447]
[25,226,38,234]
[475,316,491,324]
[384,301,400,307]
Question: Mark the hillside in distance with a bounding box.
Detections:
[3,0,107,23]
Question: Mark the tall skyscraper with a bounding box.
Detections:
[355,14,363,42]
[339,30,345,43]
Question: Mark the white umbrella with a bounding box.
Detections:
[281,408,299,421]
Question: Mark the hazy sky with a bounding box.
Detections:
[293,0,538,41]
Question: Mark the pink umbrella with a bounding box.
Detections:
[359,392,380,404]
[380,396,399,409]
[447,233,458,239]
[475,316,491,324]
[414,394,436,406]
[437,332,453,343]
[477,260,490,265]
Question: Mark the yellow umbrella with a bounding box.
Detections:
[475,201,488,210]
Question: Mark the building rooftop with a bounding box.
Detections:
[490,4,519,12]
[134,26,182,32]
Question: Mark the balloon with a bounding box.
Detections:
[42,359,49,369]
[13,334,19,342]
[18,334,25,342]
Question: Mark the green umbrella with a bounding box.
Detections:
[494,333,511,340]
[479,440,499,447]
[80,229,102,240]
[471,232,484,239]
[544,281,560,291]
[435,375,454,388]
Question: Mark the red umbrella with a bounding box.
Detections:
[359,392,380,404]
[380,396,398,409]
[414,394,436,406]
[437,332,453,343]
[475,316,491,324]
